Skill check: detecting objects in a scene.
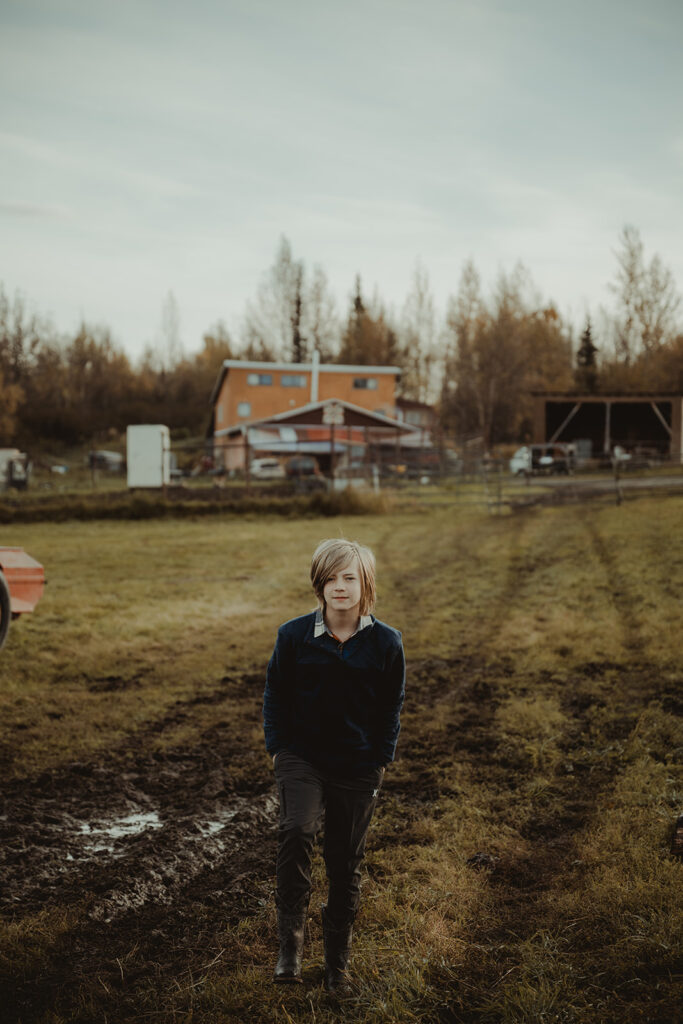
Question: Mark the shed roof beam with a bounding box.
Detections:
[650,401,673,437]
[549,403,581,443]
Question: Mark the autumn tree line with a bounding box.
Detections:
[1,226,681,451]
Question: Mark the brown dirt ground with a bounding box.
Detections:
[1,671,280,1023]
[1,656,680,1024]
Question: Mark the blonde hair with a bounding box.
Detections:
[310,539,376,615]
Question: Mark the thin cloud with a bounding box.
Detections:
[0,200,71,219]
[1,0,681,358]
[0,130,196,200]
[0,131,69,166]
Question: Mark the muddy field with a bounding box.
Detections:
[1,505,682,1023]
[1,671,278,1021]
[3,656,681,1023]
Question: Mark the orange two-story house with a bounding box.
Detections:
[210,354,401,435]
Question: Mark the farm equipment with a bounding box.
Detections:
[0,547,45,649]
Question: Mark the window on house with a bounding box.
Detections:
[237,402,251,417]
[405,410,425,426]
[216,403,224,424]
[247,373,273,386]
[353,377,378,390]
[281,374,307,387]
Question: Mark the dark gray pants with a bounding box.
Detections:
[273,750,383,926]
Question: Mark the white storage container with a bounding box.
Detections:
[126,425,171,488]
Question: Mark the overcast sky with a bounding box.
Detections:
[1,0,682,360]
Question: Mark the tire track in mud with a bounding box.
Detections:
[374,515,635,1021]
[578,509,645,657]
[1,766,277,922]
[385,656,627,1022]
[458,507,544,660]
[129,670,264,741]
[480,510,536,631]
[400,514,545,780]
[374,509,537,660]
[1,668,281,1024]
[453,515,626,881]
[2,646,497,1023]
[1,670,273,916]
[0,515,655,1023]
[3,801,277,1024]
[388,654,500,805]
[434,657,677,1024]
[0,655,651,1024]
[382,514,542,807]
[417,685,628,1024]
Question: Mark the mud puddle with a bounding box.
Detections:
[1,738,279,1024]
[0,745,277,923]
[74,808,164,853]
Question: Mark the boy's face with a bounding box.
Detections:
[323,557,362,617]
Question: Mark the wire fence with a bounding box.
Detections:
[178,434,683,509]
[13,436,683,514]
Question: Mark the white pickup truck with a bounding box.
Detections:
[509,444,575,477]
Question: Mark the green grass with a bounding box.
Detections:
[1,497,682,1022]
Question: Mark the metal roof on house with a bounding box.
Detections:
[220,359,400,374]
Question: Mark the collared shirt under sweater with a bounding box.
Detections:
[263,609,405,775]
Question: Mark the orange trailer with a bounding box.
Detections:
[0,547,45,648]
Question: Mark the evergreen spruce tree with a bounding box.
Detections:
[575,318,598,391]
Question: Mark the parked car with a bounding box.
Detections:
[284,455,327,491]
[250,457,285,480]
[509,444,575,477]
[285,455,323,478]
[404,452,442,479]
[88,450,125,472]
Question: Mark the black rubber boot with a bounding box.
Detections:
[321,905,354,996]
[273,909,307,983]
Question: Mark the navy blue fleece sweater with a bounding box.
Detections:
[262,612,405,775]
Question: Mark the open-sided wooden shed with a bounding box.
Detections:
[532,391,683,460]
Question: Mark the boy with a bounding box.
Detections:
[263,538,405,993]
